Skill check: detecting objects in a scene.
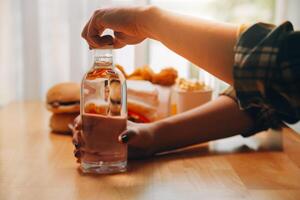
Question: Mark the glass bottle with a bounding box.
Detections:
[80,48,127,174]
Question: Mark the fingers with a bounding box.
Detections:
[81,18,91,39]
[86,11,105,48]
[114,31,144,45]
[72,129,82,163]
[82,10,117,49]
[113,32,132,49]
[72,130,84,163]
[71,115,83,146]
[82,9,145,49]
[73,149,83,163]
[73,149,81,158]
[74,115,82,130]
[87,34,114,49]
[118,129,137,144]
[72,130,82,148]
[71,115,85,162]
[113,38,126,49]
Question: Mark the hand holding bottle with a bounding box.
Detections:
[72,116,156,161]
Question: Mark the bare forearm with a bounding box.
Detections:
[150,96,254,153]
[141,6,237,84]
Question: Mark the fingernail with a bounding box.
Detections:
[72,139,81,148]
[74,150,81,158]
[120,134,129,144]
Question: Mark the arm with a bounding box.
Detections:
[142,7,237,84]
[119,96,255,157]
[82,6,237,84]
[73,96,255,159]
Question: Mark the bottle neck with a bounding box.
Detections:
[92,49,114,69]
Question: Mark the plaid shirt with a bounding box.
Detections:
[222,22,300,137]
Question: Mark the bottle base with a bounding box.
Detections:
[80,160,127,174]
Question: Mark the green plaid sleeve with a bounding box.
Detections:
[221,21,300,137]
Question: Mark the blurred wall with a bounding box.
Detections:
[276,0,300,28]
[287,0,300,29]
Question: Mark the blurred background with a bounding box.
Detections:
[0,0,299,131]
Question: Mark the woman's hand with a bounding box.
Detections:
[119,120,156,159]
[71,116,156,161]
[81,6,156,49]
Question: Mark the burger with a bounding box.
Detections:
[46,82,80,113]
[46,80,159,126]
[46,82,80,134]
[50,113,79,134]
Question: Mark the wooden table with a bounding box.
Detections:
[1,102,300,200]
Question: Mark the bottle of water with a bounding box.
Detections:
[80,48,127,174]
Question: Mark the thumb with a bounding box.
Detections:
[118,128,137,144]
